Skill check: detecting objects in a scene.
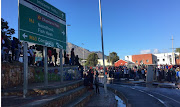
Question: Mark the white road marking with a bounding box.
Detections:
[152,92,180,104]
[113,84,167,106]
[148,94,154,97]
[158,99,165,104]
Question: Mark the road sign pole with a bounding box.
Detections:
[60,49,63,82]
[23,42,28,98]
[43,46,48,86]
[99,0,107,95]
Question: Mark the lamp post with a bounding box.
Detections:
[66,24,71,46]
[98,0,107,95]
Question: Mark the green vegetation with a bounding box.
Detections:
[86,53,98,66]
[1,18,15,39]
[107,52,119,65]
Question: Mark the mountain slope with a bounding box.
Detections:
[66,42,107,59]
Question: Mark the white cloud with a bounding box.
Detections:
[153,49,159,54]
[140,50,151,54]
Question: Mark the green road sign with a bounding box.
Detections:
[19,0,66,49]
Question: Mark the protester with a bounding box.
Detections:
[48,48,52,64]
[11,37,16,61]
[75,55,80,66]
[177,68,180,81]
[171,68,176,83]
[27,48,31,65]
[141,69,145,80]
[16,41,21,62]
[53,49,57,66]
[94,73,100,94]
[33,52,36,66]
[71,48,75,65]
[88,69,94,89]
[29,46,34,66]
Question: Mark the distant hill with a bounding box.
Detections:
[66,42,107,59]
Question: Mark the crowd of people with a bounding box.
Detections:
[106,66,147,81]
[2,36,80,67]
[64,48,81,66]
[2,36,22,62]
[154,65,180,83]
[84,68,100,94]
[103,65,180,83]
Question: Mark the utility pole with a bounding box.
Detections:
[109,51,110,65]
[171,35,175,65]
[99,0,107,95]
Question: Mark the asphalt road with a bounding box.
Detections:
[108,83,180,107]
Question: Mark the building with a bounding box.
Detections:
[97,59,112,66]
[125,52,180,65]
[114,59,128,66]
[125,55,132,62]
[154,52,179,65]
[126,54,157,65]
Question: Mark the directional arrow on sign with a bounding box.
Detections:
[62,31,65,36]
[22,33,28,39]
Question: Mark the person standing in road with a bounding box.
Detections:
[141,69,145,81]
[171,68,176,83]
[94,73,100,94]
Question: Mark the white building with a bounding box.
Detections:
[97,59,112,66]
[154,52,179,65]
[125,55,132,62]
[125,53,179,65]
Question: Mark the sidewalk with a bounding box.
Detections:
[86,87,117,107]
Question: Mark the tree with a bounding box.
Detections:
[86,53,98,66]
[107,52,119,65]
[1,18,15,39]
[175,48,180,53]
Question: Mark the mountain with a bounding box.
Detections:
[66,42,107,59]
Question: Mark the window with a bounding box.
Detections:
[136,60,138,63]
[157,59,159,62]
[140,60,143,63]
[163,59,165,61]
[146,60,149,62]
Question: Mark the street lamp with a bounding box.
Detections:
[99,0,107,95]
[66,24,71,45]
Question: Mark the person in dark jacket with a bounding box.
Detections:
[94,73,100,94]
[75,55,80,66]
[53,49,57,66]
[71,48,75,65]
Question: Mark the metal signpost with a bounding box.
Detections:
[19,0,66,97]
[99,0,107,95]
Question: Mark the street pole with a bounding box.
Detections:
[82,43,85,72]
[43,46,48,86]
[23,42,28,98]
[109,51,110,65]
[171,35,174,65]
[99,0,107,95]
[60,49,63,82]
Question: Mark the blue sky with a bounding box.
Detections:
[2,0,180,59]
